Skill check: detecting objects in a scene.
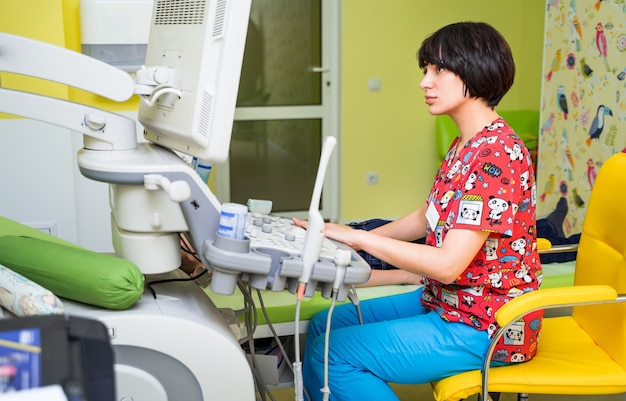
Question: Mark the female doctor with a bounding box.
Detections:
[294,21,543,401]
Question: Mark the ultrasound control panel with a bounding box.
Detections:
[203,213,371,302]
[245,213,338,261]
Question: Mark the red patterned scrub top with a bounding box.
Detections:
[421,118,543,363]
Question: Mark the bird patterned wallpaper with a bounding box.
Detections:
[537,0,626,236]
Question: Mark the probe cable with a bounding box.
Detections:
[293,297,305,401]
[320,291,337,401]
[320,249,351,400]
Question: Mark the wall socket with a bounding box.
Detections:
[24,221,58,236]
[366,172,379,185]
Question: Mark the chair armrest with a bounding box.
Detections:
[536,237,579,254]
[496,285,617,326]
[539,243,579,254]
[479,285,623,401]
[536,237,552,251]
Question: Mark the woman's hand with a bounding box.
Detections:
[321,222,362,250]
[292,218,309,230]
[292,218,362,251]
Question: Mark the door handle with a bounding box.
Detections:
[310,66,330,73]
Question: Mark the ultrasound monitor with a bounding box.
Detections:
[138,0,250,163]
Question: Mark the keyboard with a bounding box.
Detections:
[205,211,371,299]
[245,213,339,261]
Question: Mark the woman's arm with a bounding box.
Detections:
[358,269,423,287]
[367,204,429,242]
[292,203,428,250]
[321,226,489,284]
[294,203,488,284]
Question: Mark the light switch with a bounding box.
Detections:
[368,78,381,91]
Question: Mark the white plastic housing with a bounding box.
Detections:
[138,0,251,163]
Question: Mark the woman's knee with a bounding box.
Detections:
[306,335,328,374]
[307,310,329,338]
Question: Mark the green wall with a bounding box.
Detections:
[340,0,545,222]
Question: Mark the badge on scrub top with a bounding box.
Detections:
[426,201,439,232]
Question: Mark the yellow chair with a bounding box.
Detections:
[431,151,626,401]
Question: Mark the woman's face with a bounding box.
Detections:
[419,64,468,117]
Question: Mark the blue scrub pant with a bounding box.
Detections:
[302,287,491,401]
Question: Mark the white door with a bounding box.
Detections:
[214,0,339,221]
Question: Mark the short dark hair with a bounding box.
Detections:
[417,22,515,108]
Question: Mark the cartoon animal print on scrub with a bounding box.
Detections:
[486,196,510,226]
[486,120,505,132]
[456,194,484,226]
[504,142,524,162]
[510,236,527,255]
[484,237,498,261]
[465,170,478,191]
[504,320,525,346]
[488,270,503,289]
[440,190,455,211]
[515,263,533,283]
[520,170,530,192]
[445,160,463,183]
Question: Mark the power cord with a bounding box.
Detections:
[348,284,364,325]
[146,267,209,298]
[239,281,280,401]
[256,289,294,368]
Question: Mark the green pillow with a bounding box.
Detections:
[0,235,144,310]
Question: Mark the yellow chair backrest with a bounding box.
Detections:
[572,151,626,370]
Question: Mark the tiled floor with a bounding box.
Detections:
[265,383,625,401]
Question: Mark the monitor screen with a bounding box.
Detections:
[138,0,250,163]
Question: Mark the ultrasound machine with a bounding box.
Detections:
[0,0,371,399]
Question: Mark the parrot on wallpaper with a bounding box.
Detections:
[572,188,585,208]
[596,22,610,71]
[557,85,568,120]
[586,105,613,146]
[547,0,560,11]
[545,49,562,81]
[540,174,555,202]
[562,131,574,181]
[541,112,555,135]
[580,58,594,78]
[587,158,597,189]
[569,3,582,51]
